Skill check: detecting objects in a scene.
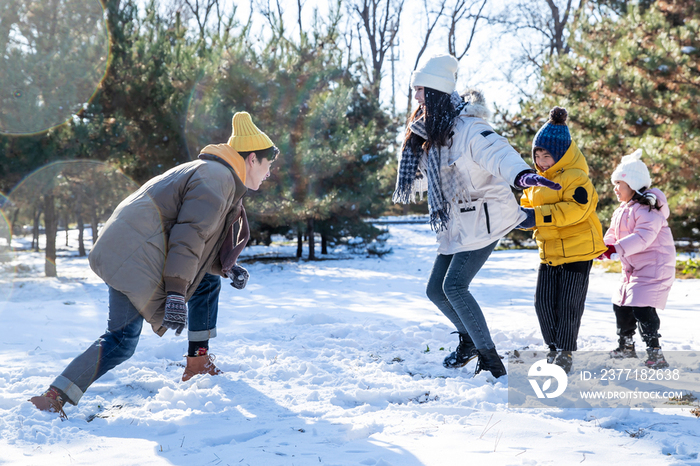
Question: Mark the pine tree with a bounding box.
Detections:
[497,0,700,239]
[185,4,396,259]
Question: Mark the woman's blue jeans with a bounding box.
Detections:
[426,241,498,350]
[51,273,221,405]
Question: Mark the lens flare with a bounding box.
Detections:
[2,161,140,309]
[184,73,231,160]
[0,193,19,312]
[0,0,110,135]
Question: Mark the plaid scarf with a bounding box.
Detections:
[393,92,469,232]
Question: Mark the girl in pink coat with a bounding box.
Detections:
[599,149,676,369]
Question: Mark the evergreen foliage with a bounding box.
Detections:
[183,4,396,258]
[0,0,398,273]
[497,0,700,239]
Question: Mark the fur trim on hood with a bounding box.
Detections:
[460,88,490,120]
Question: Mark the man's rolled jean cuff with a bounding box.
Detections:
[188,328,217,341]
[51,375,84,406]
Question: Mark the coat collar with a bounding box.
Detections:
[198,144,247,184]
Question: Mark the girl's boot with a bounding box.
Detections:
[610,335,637,358]
[645,347,669,369]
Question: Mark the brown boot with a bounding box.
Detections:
[182,353,223,382]
[29,387,68,419]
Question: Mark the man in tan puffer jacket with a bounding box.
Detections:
[30,112,278,418]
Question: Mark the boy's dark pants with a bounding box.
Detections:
[535,260,592,351]
[613,304,661,348]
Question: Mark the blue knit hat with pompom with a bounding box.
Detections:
[532,107,571,162]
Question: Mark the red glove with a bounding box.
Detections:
[598,245,616,260]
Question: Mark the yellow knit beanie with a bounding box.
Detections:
[227,112,274,152]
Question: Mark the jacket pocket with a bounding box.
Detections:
[561,230,595,258]
[451,198,490,243]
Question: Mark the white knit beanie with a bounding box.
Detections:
[410,54,458,95]
[611,149,652,191]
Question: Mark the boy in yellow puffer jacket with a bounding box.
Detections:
[518,107,607,373]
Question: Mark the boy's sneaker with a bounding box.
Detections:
[546,345,557,364]
[645,347,669,369]
[610,336,637,359]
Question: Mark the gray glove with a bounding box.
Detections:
[162,293,187,336]
[227,265,249,290]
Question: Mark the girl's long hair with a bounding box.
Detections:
[403,87,460,153]
[633,187,661,211]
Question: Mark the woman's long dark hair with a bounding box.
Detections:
[404,107,426,154]
[632,187,661,211]
[403,87,460,153]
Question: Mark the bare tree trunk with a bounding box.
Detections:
[75,191,86,256]
[64,211,69,247]
[77,213,86,257]
[90,205,99,244]
[44,195,58,277]
[33,208,41,252]
[9,208,19,242]
[353,0,405,100]
[307,217,315,260]
[296,227,303,258]
[321,232,328,255]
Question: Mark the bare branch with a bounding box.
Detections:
[351,0,405,99]
[183,0,218,42]
[406,0,446,115]
[447,0,488,61]
[297,0,306,43]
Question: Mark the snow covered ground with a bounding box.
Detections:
[0,221,699,466]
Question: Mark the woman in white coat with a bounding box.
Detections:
[393,54,561,378]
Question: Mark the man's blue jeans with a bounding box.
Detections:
[187,272,220,341]
[52,273,221,405]
[425,241,498,350]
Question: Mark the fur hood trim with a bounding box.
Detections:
[459,88,491,120]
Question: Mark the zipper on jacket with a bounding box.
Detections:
[484,202,491,234]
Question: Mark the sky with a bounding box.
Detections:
[0,221,699,465]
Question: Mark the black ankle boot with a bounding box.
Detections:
[443,332,478,368]
[474,347,507,378]
[554,350,573,374]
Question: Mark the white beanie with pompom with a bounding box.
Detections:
[611,149,652,192]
